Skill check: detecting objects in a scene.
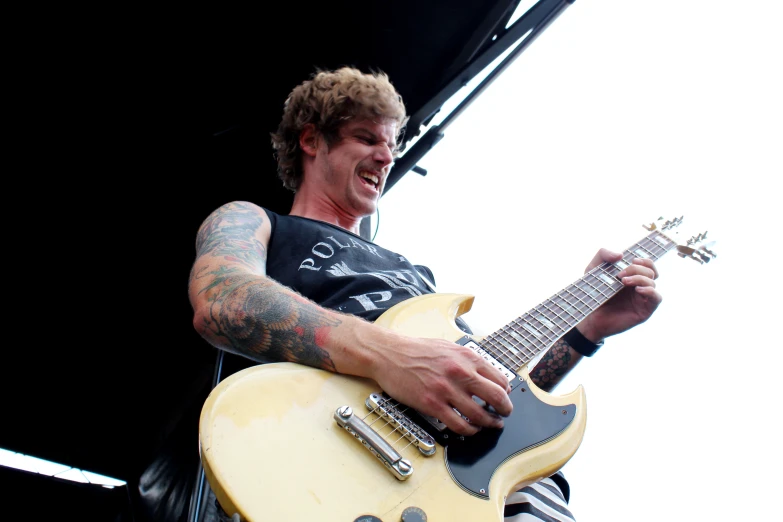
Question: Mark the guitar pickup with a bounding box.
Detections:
[334,405,414,481]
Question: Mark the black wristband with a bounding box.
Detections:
[563,327,604,357]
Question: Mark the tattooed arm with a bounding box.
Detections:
[529,247,662,392]
[188,200,514,436]
[527,339,584,392]
[189,201,360,372]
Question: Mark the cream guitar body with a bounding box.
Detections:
[200,293,586,522]
[199,217,711,521]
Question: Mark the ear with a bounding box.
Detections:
[299,124,319,157]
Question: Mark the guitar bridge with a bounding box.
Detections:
[366,393,436,456]
[334,405,414,481]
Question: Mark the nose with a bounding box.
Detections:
[373,142,394,168]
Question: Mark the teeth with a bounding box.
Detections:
[359,172,379,186]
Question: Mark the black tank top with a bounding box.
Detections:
[265,208,456,325]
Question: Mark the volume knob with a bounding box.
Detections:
[400,506,427,522]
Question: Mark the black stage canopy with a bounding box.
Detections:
[4,2,577,520]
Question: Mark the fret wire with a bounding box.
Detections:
[532,304,558,326]
[580,273,613,300]
[507,313,563,365]
[631,235,674,261]
[539,301,575,333]
[595,265,619,281]
[604,261,623,275]
[497,325,540,364]
[593,268,622,294]
[587,268,621,302]
[566,280,594,310]
[551,294,581,324]
[650,231,666,245]
[474,229,685,374]
[504,321,541,355]
[638,238,665,259]
[504,322,540,349]
[480,334,530,368]
[556,290,589,321]
[572,279,603,306]
[595,266,624,294]
[498,335,534,368]
[596,263,622,279]
[567,284,594,308]
[534,303,571,334]
[493,325,525,364]
[613,257,631,271]
[479,335,518,365]
[657,236,676,254]
[641,236,666,255]
[630,241,655,259]
[502,321,543,365]
[515,314,557,345]
[650,231,676,251]
[582,273,610,298]
[521,314,559,344]
[563,286,598,313]
[656,232,677,252]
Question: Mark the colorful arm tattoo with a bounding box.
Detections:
[194,202,269,274]
[527,338,575,392]
[192,203,340,371]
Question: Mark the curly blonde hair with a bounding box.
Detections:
[270,66,409,192]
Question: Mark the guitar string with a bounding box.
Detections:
[363,398,420,453]
[477,231,673,373]
[356,232,677,458]
[480,259,613,370]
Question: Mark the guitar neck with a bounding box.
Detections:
[478,227,679,373]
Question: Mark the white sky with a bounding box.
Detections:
[373,1,782,520]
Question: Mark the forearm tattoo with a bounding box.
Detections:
[528,338,573,392]
[191,202,340,371]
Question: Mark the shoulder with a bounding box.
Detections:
[199,201,273,244]
[213,200,270,218]
[211,201,273,222]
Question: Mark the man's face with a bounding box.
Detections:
[314,118,397,218]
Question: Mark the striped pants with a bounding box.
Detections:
[504,474,575,521]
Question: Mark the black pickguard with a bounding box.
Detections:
[442,382,576,499]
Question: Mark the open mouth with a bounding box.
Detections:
[358,171,380,190]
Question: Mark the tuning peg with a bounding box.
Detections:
[662,216,684,231]
[678,251,705,264]
[699,245,717,259]
[686,231,709,247]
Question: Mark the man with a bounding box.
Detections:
[189,66,661,521]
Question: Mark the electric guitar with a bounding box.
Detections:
[199,217,715,521]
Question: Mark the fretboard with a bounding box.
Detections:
[479,228,679,372]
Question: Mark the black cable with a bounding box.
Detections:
[371,206,380,242]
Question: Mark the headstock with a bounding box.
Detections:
[676,232,717,264]
[643,216,717,265]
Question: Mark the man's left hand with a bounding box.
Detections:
[577,248,662,343]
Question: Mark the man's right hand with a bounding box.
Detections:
[366,334,514,436]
